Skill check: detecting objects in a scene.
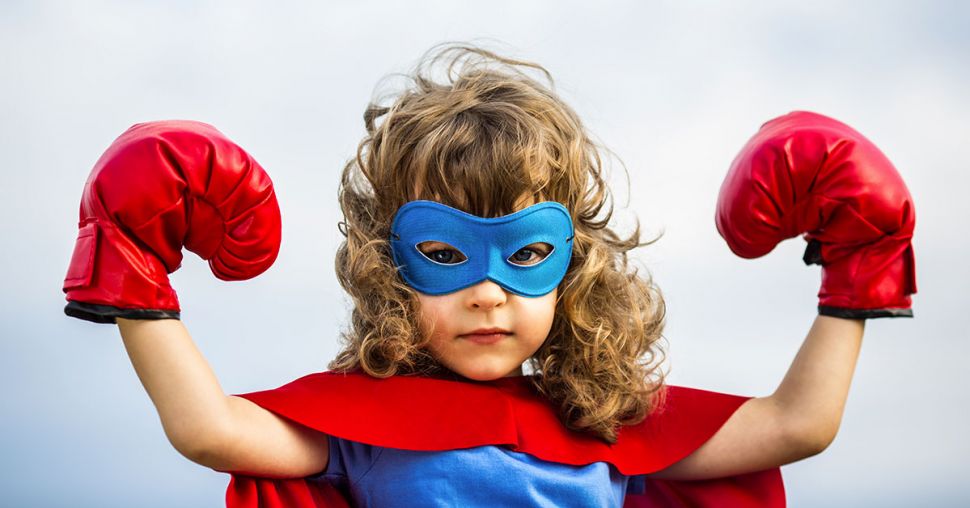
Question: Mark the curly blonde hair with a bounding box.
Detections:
[329,43,667,442]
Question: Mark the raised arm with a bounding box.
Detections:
[653,111,915,479]
[62,121,327,478]
[117,318,328,477]
[652,315,863,479]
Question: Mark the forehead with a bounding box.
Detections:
[409,186,544,218]
[405,152,551,218]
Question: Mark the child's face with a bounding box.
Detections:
[416,281,557,381]
[410,191,560,380]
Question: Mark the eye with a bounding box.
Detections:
[508,242,553,266]
[416,241,468,265]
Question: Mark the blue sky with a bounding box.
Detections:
[2,1,968,506]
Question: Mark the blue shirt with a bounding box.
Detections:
[311,435,634,507]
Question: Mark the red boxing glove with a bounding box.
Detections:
[716,111,917,319]
[62,121,282,323]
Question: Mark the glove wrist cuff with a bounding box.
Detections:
[63,221,181,322]
[64,301,181,324]
[815,234,916,318]
[818,305,913,320]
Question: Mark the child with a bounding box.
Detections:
[62,44,916,507]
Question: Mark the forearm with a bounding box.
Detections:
[117,318,232,461]
[770,314,865,452]
[652,315,865,480]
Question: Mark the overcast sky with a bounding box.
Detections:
[2,1,968,506]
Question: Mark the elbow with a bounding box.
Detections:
[799,429,838,459]
[165,419,236,469]
[784,414,841,459]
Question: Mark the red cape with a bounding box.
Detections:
[222,371,785,507]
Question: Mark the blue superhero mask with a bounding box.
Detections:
[390,200,574,297]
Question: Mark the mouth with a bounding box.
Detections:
[459,328,512,344]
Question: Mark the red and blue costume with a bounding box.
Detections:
[224,371,785,507]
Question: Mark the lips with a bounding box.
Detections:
[459,328,512,345]
[462,327,512,336]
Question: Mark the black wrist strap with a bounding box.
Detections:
[818,305,913,319]
[64,301,181,324]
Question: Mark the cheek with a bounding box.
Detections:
[415,294,450,338]
[522,291,557,336]
[541,289,558,318]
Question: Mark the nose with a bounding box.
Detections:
[465,279,508,311]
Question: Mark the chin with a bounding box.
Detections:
[453,364,517,382]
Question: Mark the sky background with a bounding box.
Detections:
[2,1,968,506]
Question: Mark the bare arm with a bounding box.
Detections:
[651,315,865,479]
[117,318,329,477]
